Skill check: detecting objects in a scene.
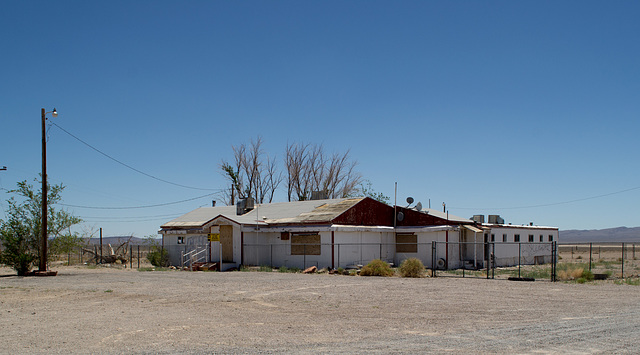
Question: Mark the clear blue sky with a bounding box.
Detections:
[1,1,639,238]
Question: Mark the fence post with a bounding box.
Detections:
[589,243,593,271]
[137,245,140,269]
[492,242,495,279]
[431,241,436,277]
[551,241,556,282]
[486,240,489,279]
[621,242,625,278]
[130,245,133,269]
[303,244,306,270]
[518,242,521,278]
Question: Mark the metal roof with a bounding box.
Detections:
[418,208,472,223]
[161,198,363,229]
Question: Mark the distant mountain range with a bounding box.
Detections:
[560,227,640,243]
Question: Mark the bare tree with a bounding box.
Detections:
[284,142,362,201]
[220,137,283,205]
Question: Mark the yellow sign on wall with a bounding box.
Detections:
[208,233,220,242]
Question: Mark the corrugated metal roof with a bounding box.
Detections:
[161,198,363,229]
[419,208,472,223]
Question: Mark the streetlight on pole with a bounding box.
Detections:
[40,107,57,274]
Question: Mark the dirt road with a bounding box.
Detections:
[1,266,639,354]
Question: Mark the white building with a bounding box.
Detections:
[159,198,558,271]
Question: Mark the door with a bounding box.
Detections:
[220,225,234,262]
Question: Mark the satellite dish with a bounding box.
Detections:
[416,202,422,212]
[406,197,414,205]
[397,211,404,221]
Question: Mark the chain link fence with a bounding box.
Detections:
[558,242,640,279]
[49,244,156,269]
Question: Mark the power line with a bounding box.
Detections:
[51,122,217,191]
[451,185,640,210]
[58,192,218,210]
[81,216,178,223]
[78,213,181,220]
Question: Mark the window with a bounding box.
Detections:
[396,233,417,253]
[514,234,520,242]
[503,234,507,242]
[528,235,534,243]
[491,234,495,242]
[539,235,543,242]
[548,235,553,242]
[177,236,185,244]
[291,233,321,255]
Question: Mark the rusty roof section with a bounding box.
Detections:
[161,198,365,229]
[266,198,363,225]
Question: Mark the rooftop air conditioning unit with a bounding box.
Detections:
[236,197,255,215]
[311,190,329,200]
[488,215,504,224]
[472,215,485,223]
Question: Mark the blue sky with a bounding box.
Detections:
[1,1,639,238]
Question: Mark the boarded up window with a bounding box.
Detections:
[280,232,290,240]
[291,233,321,255]
[396,233,417,253]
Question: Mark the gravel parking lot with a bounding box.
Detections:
[1,265,639,354]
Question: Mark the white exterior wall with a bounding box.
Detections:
[487,226,558,267]
[396,228,462,269]
[161,223,244,270]
[161,232,209,267]
[240,228,402,269]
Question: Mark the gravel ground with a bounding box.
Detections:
[1,265,639,354]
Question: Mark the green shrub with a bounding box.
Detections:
[360,259,394,277]
[278,266,301,273]
[146,248,169,267]
[582,269,594,281]
[399,258,425,278]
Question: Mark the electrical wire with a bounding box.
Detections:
[78,213,181,220]
[451,185,640,210]
[51,122,217,191]
[81,217,179,223]
[58,192,218,209]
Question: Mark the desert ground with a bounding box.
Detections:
[1,264,639,354]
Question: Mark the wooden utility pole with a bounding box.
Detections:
[39,108,48,272]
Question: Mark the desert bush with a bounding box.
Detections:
[399,258,425,278]
[570,267,584,279]
[557,264,595,282]
[360,259,394,277]
[582,269,594,281]
[146,248,169,267]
